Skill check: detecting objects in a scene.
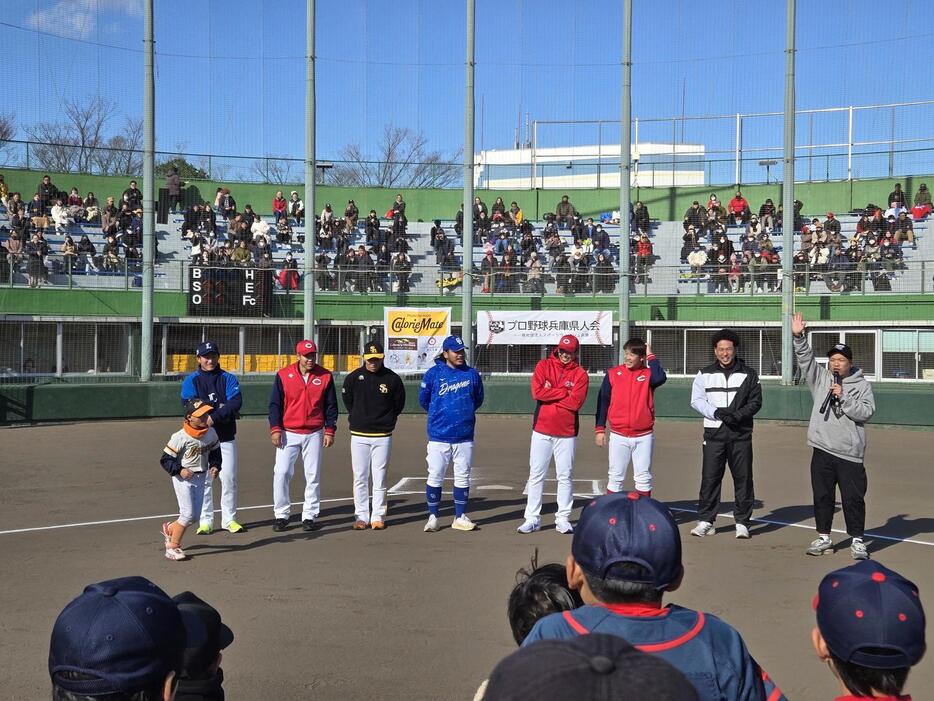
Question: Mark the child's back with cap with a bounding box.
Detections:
[522,492,786,701]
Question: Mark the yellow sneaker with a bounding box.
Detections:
[195,522,212,535]
[226,520,245,534]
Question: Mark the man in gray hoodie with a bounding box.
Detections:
[792,312,875,560]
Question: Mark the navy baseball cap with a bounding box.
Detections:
[815,560,926,670]
[49,576,188,695]
[827,343,853,361]
[173,592,234,679]
[572,493,683,591]
[196,341,219,356]
[483,634,699,701]
[442,335,466,352]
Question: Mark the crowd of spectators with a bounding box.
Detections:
[678,183,925,294]
[0,173,154,284]
[1,173,926,294]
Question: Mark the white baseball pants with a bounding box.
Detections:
[199,439,238,528]
[426,440,473,488]
[607,432,655,493]
[351,435,392,523]
[525,431,576,522]
[273,429,324,521]
[173,471,207,527]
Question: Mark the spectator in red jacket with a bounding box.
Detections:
[268,340,338,532]
[518,335,590,536]
[272,190,288,222]
[594,339,667,496]
[728,191,751,225]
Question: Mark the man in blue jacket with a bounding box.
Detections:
[181,341,245,534]
[419,335,484,533]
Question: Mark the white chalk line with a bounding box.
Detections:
[0,497,355,536]
[3,491,931,548]
[667,507,934,547]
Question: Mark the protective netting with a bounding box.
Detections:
[2,0,932,383]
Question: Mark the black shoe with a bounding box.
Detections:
[272,518,288,532]
[302,519,317,531]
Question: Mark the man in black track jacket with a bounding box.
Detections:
[341,341,406,530]
[689,329,762,540]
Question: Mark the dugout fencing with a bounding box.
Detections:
[3,319,933,383]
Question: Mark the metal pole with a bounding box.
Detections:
[781,0,796,385]
[888,106,896,178]
[304,0,316,340]
[619,0,632,362]
[808,112,813,182]
[597,121,602,189]
[140,0,154,382]
[462,0,475,359]
[847,105,853,180]
[734,113,742,186]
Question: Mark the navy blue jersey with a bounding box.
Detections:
[523,603,786,701]
[180,368,242,442]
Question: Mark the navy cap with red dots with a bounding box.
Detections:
[815,560,926,669]
[571,492,682,591]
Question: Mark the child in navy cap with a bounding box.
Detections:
[812,560,925,699]
[49,576,189,700]
[522,492,786,701]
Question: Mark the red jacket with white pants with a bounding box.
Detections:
[594,355,667,438]
[531,352,589,437]
[268,363,338,436]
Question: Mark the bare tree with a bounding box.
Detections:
[0,112,15,164]
[251,155,299,185]
[95,117,143,176]
[24,97,137,174]
[328,126,461,188]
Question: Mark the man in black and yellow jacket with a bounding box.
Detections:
[342,341,406,530]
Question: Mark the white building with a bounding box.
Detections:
[475,142,705,189]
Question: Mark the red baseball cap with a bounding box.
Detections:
[295,340,317,356]
[556,334,580,353]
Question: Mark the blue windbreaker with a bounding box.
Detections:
[180,367,242,442]
[418,358,484,443]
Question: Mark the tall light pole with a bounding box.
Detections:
[462,0,476,357]
[781,0,796,384]
[304,0,316,340]
[140,0,154,381]
[618,0,632,362]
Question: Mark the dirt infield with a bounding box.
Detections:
[1,415,931,700]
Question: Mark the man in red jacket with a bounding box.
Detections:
[518,335,590,535]
[594,339,667,496]
[268,340,338,532]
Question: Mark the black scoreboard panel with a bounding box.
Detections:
[188,267,274,317]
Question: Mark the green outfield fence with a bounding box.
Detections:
[2,378,934,427]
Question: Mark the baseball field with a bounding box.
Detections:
[2,415,931,699]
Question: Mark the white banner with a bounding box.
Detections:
[478,310,613,346]
[383,307,451,374]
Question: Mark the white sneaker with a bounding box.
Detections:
[517,519,541,534]
[850,538,869,560]
[806,535,834,556]
[555,520,574,534]
[423,514,440,532]
[164,547,187,561]
[735,523,750,539]
[691,521,715,537]
[451,515,477,531]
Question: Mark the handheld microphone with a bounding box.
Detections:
[819,371,842,414]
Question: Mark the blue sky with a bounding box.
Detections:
[2,0,932,176]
